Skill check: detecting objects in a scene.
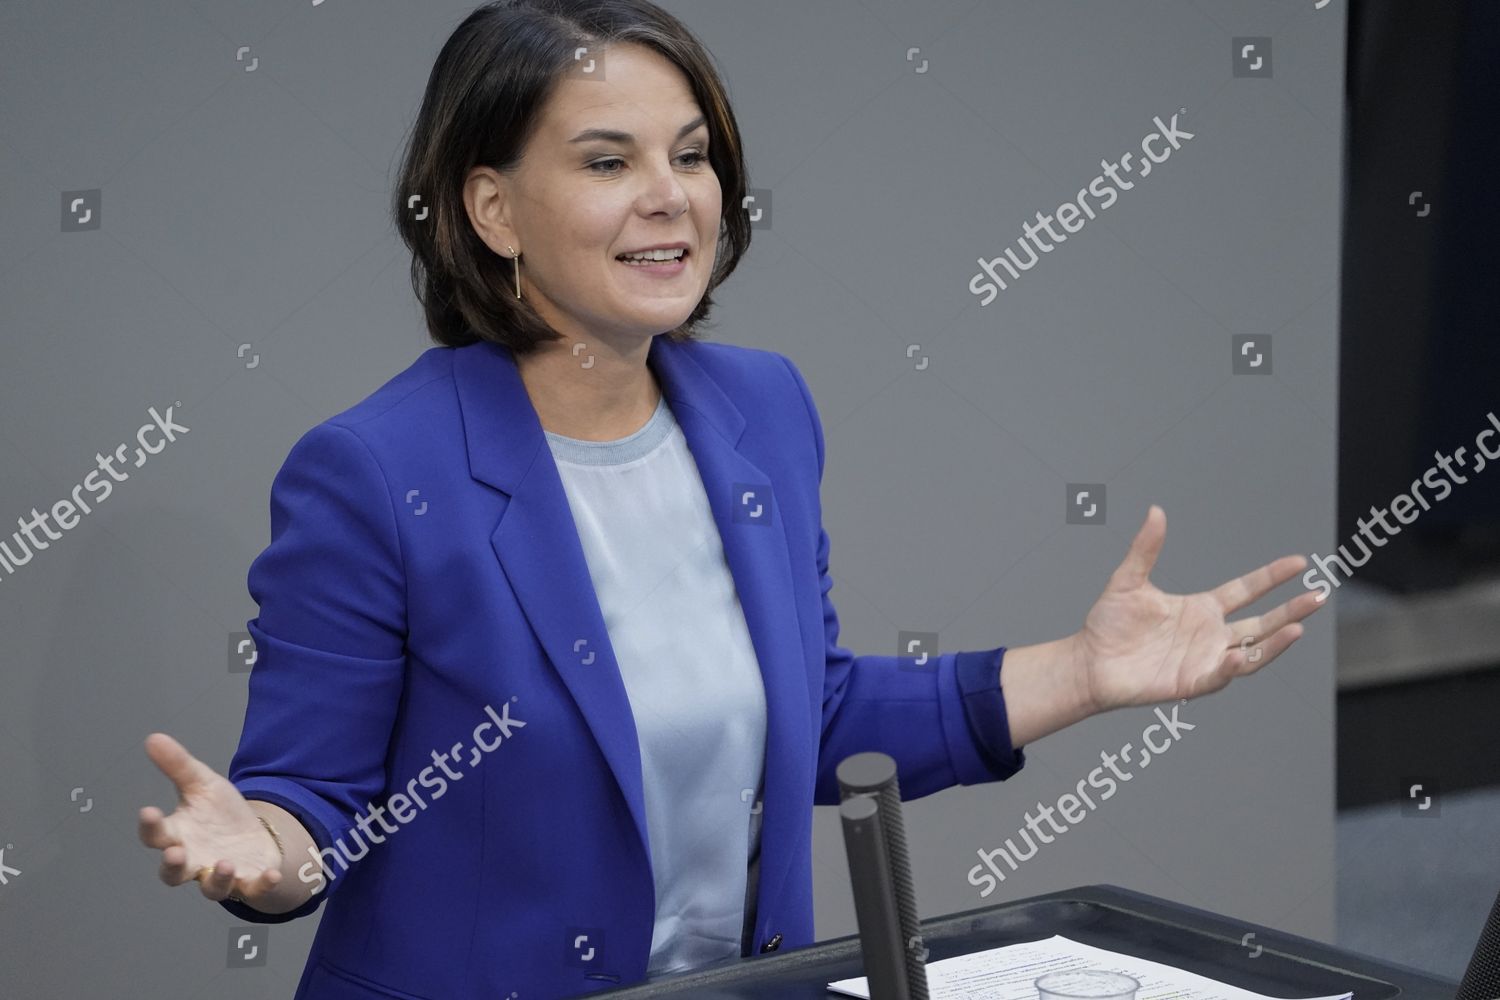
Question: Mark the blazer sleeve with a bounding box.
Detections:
[219,421,408,923]
[776,355,1026,806]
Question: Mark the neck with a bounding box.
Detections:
[516,335,662,441]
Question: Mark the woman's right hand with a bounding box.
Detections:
[138,732,284,906]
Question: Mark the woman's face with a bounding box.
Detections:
[469,43,723,349]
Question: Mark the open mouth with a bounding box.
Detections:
[615,248,689,268]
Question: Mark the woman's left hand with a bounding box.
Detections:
[1073,505,1327,712]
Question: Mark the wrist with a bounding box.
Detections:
[257,814,285,862]
[245,803,286,858]
[1064,630,1105,716]
[238,800,320,913]
[1001,633,1101,747]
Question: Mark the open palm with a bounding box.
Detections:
[138,733,283,903]
[1075,505,1327,711]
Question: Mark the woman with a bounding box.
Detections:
[137,2,1323,997]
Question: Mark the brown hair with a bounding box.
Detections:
[391,0,752,353]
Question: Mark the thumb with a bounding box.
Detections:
[1108,504,1166,590]
[144,732,220,798]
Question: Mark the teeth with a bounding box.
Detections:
[618,249,684,262]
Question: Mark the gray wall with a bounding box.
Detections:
[0,0,1343,995]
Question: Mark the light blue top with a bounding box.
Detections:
[545,392,768,975]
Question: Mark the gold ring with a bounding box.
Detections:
[194,865,217,882]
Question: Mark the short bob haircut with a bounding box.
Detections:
[391,0,753,353]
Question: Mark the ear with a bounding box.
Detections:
[463,164,519,258]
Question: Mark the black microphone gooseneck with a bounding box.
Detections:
[837,751,930,1000]
[1456,885,1500,1000]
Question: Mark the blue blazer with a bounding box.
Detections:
[222,334,1025,999]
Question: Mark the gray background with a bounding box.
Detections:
[0,0,1344,995]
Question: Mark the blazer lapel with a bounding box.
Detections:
[650,339,813,933]
[453,335,810,918]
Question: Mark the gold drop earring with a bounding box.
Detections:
[507,245,522,300]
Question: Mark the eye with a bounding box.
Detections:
[587,151,709,174]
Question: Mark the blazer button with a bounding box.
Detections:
[760,933,782,953]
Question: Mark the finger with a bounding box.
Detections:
[138,805,181,850]
[1210,553,1308,616]
[1108,504,1166,590]
[237,865,283,903]
[143,732,218,799]
[1191,646,1245,699]
[159,843,193,887]
[1228,588,1326,645]
[198,858,237,901]
[1232,623,1304,675]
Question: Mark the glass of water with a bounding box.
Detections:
[1035,969,1141,1000]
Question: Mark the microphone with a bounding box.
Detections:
[1457,885,1500,1000]
[837,751,930,1000]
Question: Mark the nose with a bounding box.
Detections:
[635,159,691,216]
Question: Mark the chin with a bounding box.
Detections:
[626,298,700,327]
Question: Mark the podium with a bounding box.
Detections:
[586,884,1460,999]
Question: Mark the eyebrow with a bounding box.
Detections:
[568,115,707,145]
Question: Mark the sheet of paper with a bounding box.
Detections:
[826,934,1354,1000]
